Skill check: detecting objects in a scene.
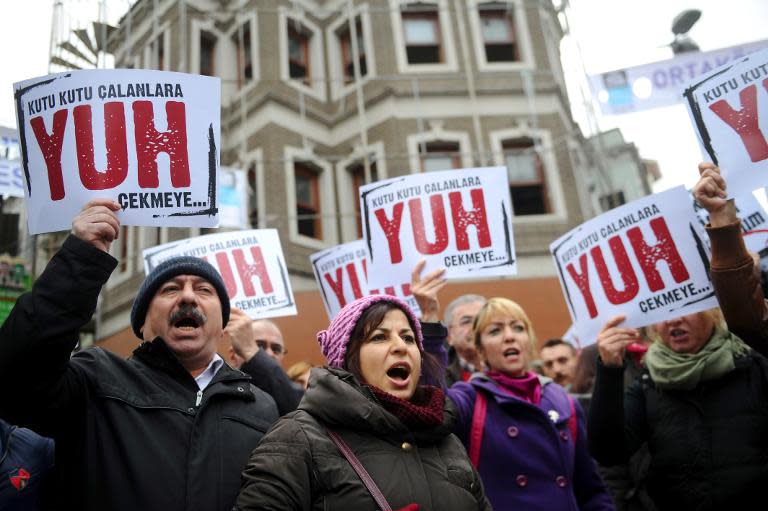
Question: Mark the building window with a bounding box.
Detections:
[232,21,253,87]
[338,18,367,83]
[199,31,216,76]
[599,191,626,211]
[118,226,130,273]
[421,141,460,172]
[150,34,165,70]
[503,138,549,215]
[401,5,442,64]
[140,227,163,252]
[248,163,259,227]
[349,161,379,237]
[294,162,322,239]
[288,22,311,85]
[479,3,518,62]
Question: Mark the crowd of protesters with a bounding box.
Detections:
[2,162,768,510]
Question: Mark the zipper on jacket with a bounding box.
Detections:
[195,390,203,407]
[0,425,16,466]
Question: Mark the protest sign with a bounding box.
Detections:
[692,190,768,253]
[310,240,421,320]
[219,166,248,229]
[550,185,718,344]
[143,229,296,319]
[684,46,768,199]
[13,69,221,233]
[360,167,516,293]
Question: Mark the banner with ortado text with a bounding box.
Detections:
[142,229,296,319]
[14,69,220,233]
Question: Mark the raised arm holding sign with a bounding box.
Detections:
[0,198,279,511]
[694,162,768,356]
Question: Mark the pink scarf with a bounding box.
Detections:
[486,370,542,405]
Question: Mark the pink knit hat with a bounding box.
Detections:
[317,294,424,368]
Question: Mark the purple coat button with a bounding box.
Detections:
[560,431,569,441]
[507,426,519,438]
[556,475,568,487]
[516,475,528,487]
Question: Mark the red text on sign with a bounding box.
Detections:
[565,217,690,319]
[374,188,491,264]
[204,246,273,299]
[29,100,191,200]
[708,79,768,163]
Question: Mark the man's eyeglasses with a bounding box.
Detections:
[256,340,286,356]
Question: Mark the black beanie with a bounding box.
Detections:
[130,256,231,339]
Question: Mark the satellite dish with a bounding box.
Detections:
[671,9,701,36]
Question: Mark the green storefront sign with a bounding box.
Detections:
[0,257,31,326]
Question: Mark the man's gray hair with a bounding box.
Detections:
[252,318,282,333]
[443,294,487,326]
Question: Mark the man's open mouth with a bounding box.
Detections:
[174,317,200,330]
[169,307,206,331]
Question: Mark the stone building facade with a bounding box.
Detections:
[95,0,601,362]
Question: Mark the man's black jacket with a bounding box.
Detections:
[0,235,279,511]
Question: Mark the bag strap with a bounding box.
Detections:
[567,395,577,446]
[325,428,393,511]
[468,391,487,468]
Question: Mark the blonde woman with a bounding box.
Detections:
[441,297,613,511]
[409,261,613,511]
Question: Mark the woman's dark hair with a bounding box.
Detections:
[343,301,444,389]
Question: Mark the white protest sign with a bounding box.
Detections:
[143,229,296,319]
[361,167,516,294]
[684,46,768,199]
[13,69,221,233]
[693,190,768,253]
[550,186,718,344]
[219,166,248,229]
[310,239,422,320]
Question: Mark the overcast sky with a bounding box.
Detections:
[1,0,767,193]
[566,0,768,191]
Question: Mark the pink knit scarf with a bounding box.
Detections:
[486,370,542,405]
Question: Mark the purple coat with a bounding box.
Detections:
[447,378,614,511]
[421,323,613,511]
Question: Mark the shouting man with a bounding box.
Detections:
[0,199,278,511]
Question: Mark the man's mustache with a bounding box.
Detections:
[169,305,207,326]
